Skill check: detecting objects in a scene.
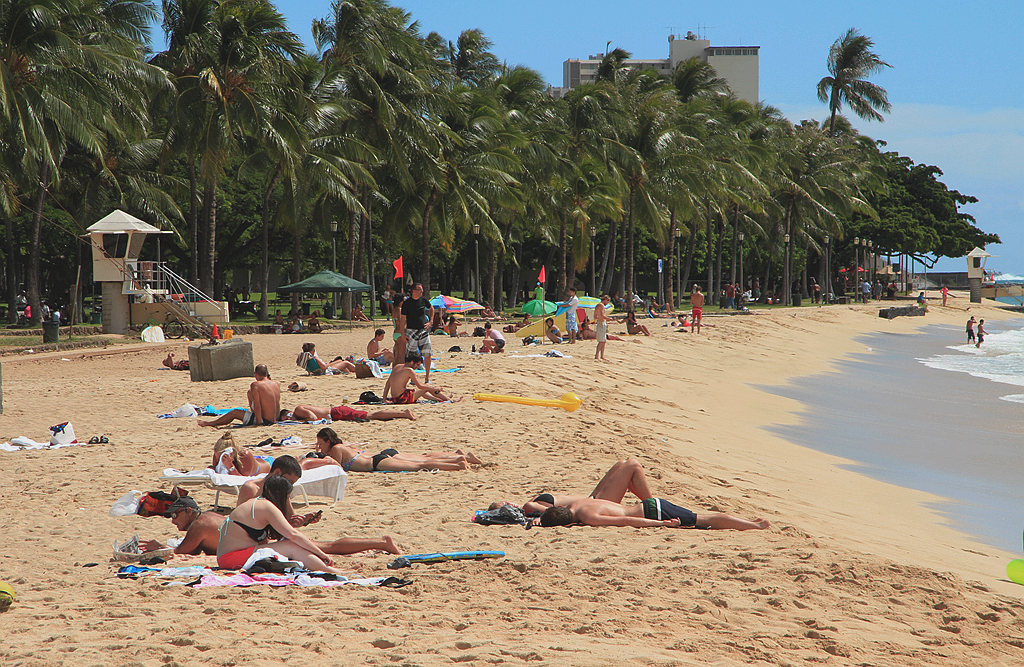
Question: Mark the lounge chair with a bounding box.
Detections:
[159,464,347,507]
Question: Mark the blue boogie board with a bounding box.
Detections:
[388,551,504,569]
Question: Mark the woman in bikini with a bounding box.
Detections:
[216,475,343,572]
[625,311,651,336]
[310,427,482,472]
[296,342,355,375]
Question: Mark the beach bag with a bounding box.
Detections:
[358,391,384,404]
[473,326,486,337]
[49,421,77,445]
[110,490,143,517]
[136,491,178,517]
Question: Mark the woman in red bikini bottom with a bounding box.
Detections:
[216,475,344,572]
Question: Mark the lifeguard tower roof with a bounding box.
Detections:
[86,209,169,234]
[966,247,995,259]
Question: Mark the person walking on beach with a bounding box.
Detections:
[940,285,949,307]
[594,294,612,360]
[690,284,705,333]
[966,316,976,344]
[400,283,434,382]
[976,319,986,348]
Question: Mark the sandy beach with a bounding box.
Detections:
[2,293,1023,665]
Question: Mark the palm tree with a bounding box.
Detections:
[817,28,892,135]
[595,46,631,83]
[671,57,727,103]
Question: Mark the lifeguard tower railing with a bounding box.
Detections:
[123,261,225,332]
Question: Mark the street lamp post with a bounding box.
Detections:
[473,224,481,304]
[853,236,860,302]
[590,227,597,297]
[783,233,791,306]
[674,227,682,308]
[330,219,338,317]
[737,232,744,300]
[824,234,830,303]
[862,237,869,300]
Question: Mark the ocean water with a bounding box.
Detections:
[761,321,1024,554]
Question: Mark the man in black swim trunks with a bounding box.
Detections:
[539,497,770,531]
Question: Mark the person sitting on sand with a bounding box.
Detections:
[625,311,651,336]
[210,433,271,476]
[198,365,281,427]
[382,353,456,404]
[296,342,355,375]
[480,321,505,353]
[217,475,344,572]
[274,310,285,326]
[545,317,563,344]
[278,403,415,423]
[445,314,468,337]
[351,303,370,322]
[310,427,481,472]
[287,314,303,333]
[162,353,189,371]
[367,329,394,365]
[538,493,770,531]
[481,303,496,319]
[579,320,623,342]
[306,311,323,333]
[141,493,401,557]
[490,458,656,516]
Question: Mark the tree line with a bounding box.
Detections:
[0,1,998,324]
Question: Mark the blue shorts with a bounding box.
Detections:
[566,311,578,332]
[642,498,697,527]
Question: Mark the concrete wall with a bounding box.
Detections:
[101,282,130,334]
[131,300,231,326]
[707,52,759,104]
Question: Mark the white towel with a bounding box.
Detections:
[160,465,347,502]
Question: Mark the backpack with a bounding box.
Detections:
[136,491,178,517]
[358,390,384,404]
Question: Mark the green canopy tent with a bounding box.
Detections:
[276,270,371,319]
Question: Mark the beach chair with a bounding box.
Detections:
[158,465,347,507]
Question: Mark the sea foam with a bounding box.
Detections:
[917,326,1024,399]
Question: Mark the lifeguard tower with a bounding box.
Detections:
[966,247,993,304]
[86,209,229,334]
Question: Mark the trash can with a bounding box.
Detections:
[791,293,803,307]
[42,321,59,343]
[90,309,102,324]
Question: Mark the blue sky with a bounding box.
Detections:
[158,1,1024,273]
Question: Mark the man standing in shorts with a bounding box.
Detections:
[560,286,580,344]
[966,316,976,344]
[690,284,705,334]
[594,294,612,360]
[400,283,434,381]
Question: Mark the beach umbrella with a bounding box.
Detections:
[521,299,557,316]
[429,294,484,313]
[574,296,614,314]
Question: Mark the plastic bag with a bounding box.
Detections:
[110,490,142,517]
[49,421,77,445]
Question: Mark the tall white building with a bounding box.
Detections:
[560,32,759,104]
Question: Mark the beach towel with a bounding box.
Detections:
[388,551,505,569]
[158,405,238,418]
[507,351,572,359]
[473,506,530,526]
[191,572,402,588]
[380,367,461,375]
[1,435,97,452]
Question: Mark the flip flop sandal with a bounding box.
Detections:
[88,436,100,444]
[256,437,274,448]
[99,436,109,444]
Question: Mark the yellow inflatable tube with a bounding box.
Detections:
[473,392,583,412]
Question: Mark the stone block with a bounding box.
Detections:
[878,306,926,320]
[188,338,255,382]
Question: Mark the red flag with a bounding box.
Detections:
[538,265,546,284]
[393,256,403,279]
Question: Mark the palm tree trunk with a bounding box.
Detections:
[27,164,51,326]
[682,223,698,300]
[200,182,217,297]
[667,211,677,308]
[188,162,199,284]
[290,222,302,312]
[510,240,522,308]
[615,214,627,299]
[365,203,375,319]
[626,188,636,301]
[345,205,359,318]
[783,201,793,306]
[729,207,738,285]
[557,217,567,296]
[4,216,17,323]
[258,167,281,321]
[704,204,713,306]
[714,214,724,306]
[421,186,438,292]
[598,219,617,295]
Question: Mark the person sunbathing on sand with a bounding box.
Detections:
[491,458,654,515]
[382,354,457,404]
[310,427,481,472]
[162,353,189,370]
[296,342,356,375]
[367,329,394,365]
[539,497,769,531]
[198,364,280,427]
[279,403,415,423]
[209,433,271,476]
[236,455,332,526]
[579,319,623,342]
[625,311,651,336]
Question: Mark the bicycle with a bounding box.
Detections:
[163,313,186,339]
